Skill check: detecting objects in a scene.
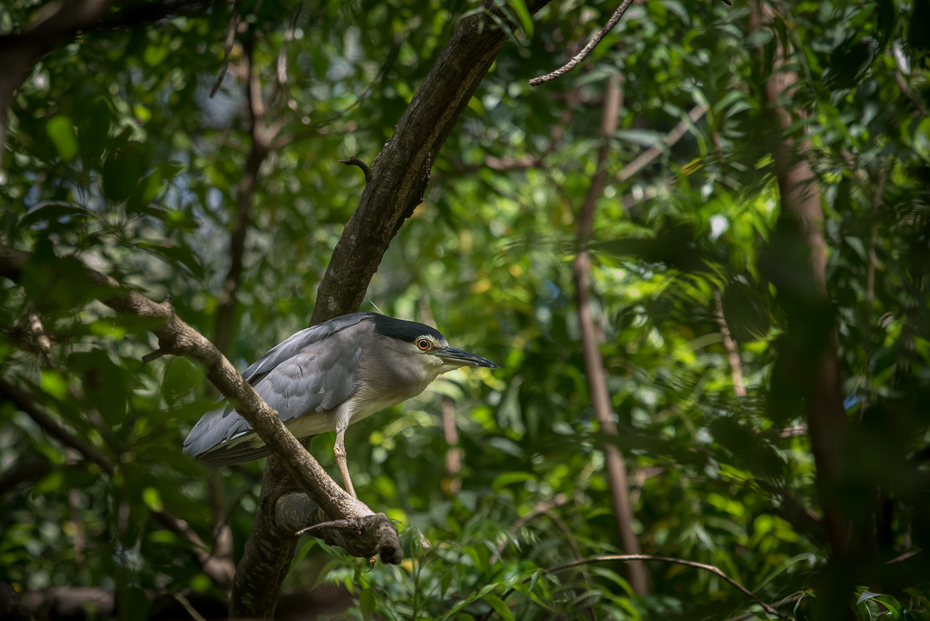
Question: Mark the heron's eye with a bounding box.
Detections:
[417,339,430,351]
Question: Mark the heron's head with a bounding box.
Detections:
[371,315,499,376]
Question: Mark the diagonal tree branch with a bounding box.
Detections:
[0,375,236,590]
[0,244,401,562]
[0,378,114,473]
[209,0,242,98]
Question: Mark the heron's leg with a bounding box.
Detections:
[334,428,356,498]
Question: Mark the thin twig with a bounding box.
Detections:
[277,2,304,87]
[295,518,356,537]
[530,0,635,86]
[546,556,784,618]
[0,378,114,473]
[482,554,787,621]
[209,0,241,98]
[339,157,372,183]
[714,289,747,397]
[0,364,237,591]
[173,593,208,621]
[142,349,167,365]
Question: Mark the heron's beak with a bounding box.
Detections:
[436,346,499,369]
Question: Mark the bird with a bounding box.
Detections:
[183,312,499,497]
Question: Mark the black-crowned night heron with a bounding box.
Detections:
[183,312,498,497]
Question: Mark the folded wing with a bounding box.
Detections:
[183,313,375,466]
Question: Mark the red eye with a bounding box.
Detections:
[417,339,430,351]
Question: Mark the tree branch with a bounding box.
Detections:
[0,374,237,590]
[714,289,747,397]
[0,244,400,564]
[543,556,785,618]
[0,377,114,473]
[338,157,373,183]
[530,0,635,86]
[229,3,555,617]
[572,76,648,595]
[209,0,241,98]
[754,1,853,565]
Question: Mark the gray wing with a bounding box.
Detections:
[183,313,375,464]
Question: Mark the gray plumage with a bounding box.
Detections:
[183,312,498,480]
[184,313,371,467]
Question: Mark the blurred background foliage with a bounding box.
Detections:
[1,0,930,619]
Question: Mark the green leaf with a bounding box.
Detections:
[312,559,344,590]
[32,470,65,497]
[103,143,146,202]
[68,349,130,426]
[506,0,533,37]
[161,357,204,406]
[135,241,205,279]
[857,589,880,605]
[18,204,91,230]
[46,115,79,161]
[482,594,514,621]
[289,539,316,575]
[142,487,163,512]
[491,471,534,491]
[359,587,375,621]
[875,594,903,619]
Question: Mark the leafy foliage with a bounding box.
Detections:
[1,0,930,619]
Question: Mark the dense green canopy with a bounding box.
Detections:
[1,0,929,619]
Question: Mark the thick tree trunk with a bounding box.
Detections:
[756,0,851,558]
[754,2,859,619]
